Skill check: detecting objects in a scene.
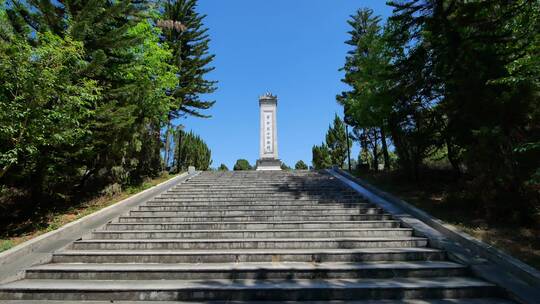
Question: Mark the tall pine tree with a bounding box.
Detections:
[161,0,217,119]
[160,0,217,170]
[338,8,392,170]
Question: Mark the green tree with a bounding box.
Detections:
[295,160,308,170]
[325,114,351,168]
[217,163,229,171]
[3,0,179,189]
[338,8,393,170]
[387,0,539,216]
[338,6,443,178]
[233,159,252,171]
[124,21,178,179]
[0,1,219,232]
[0,32,99,186]
[161,0,217,118]
[312,144,332,170]
[159,0,217,175]
[280,163,291,170]
[175,130,212,171]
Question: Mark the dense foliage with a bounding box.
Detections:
[339,1,539,221]
[294,160,308,170]
[0,0,215,231]
[312,144,332,170]
[218,164,229,171]
[174,130,212,171]
[312,115,351,169]
[233,159,252,171]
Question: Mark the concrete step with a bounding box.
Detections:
[167,190,353,194]
[176,186,349,189]
[70,237,429,250]
[128,208,383,217]
[168,186,354,191]
[144,200,365,206]
[158,192,361,197]
[182,182,343,184]
[89,228,414,239]
[0,299,517,304]
[188,178,342,180]
[167,189,353,192]
[164,190,358,196]
[155,195,363,201]
[25,261,467,280]
[52,248,447,264]
[153,198,364,203]
[139,203,372,210]
[104,220,402,231]
[136,205,376,212]
[116,214,395,223]
[169,183,348,187]
[183,180,343,183]
[149,198,366,203]
[173,182,342,184]
[187,177,338,180]
[158,190,358,194]
[0,277,498,301]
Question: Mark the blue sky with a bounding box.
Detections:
[179,1,393,169]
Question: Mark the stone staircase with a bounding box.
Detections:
[0,171,513,303]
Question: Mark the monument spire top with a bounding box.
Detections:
[259,92,277,100]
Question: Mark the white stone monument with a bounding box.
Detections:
[256,92,282,171]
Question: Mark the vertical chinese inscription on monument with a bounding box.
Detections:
[257,92,281,170]
[264,111,273,154]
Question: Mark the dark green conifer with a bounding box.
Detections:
[161,0,217,118]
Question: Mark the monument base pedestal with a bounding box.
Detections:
[256,158,282,171]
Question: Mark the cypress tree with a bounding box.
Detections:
[325,114,351,168]
[295,160,308,170]
[175,130,212,171]
[312,144,332,170]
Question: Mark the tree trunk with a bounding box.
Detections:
[413,152,421,181]
[446,137,461,177]
[30,154,47,209]
[164,120,172,170]
[176,130,184,173]
[372,144,379,171]
[380,128,390,170]
[360,128,369,166]
[154,122,163,174]
[371,129,379,171]
[0,164,13,180]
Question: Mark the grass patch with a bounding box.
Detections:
[0,240,13,252]
[355,170,540,270]
[0,172,179,253]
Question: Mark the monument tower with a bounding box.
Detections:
[256,92,282,170]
